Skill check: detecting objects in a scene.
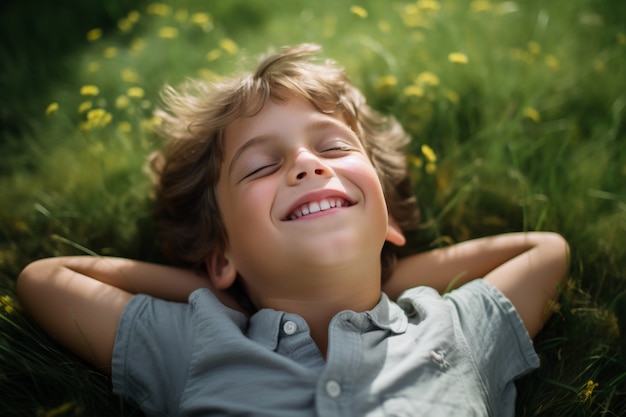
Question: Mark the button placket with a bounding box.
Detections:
[315,312,361,415]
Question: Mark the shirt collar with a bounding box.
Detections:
[247,309,284,350]
[245,292,408,349]
[364,292,408,334]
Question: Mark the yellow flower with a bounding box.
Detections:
[78,101,92,113]
[421,144,437,163]
[618,32,626,45]
[95,111,111,124]
[158,27,179,39]
[350,5,368,18]
[88,142,105,155]
[191,12,212,30]
[86,28,102,41]
[426,162,437,174]
[197,69,222,81]
[578,380,599,404]
[409,155,423,169]
[37,401,77,417]
[523,106,541,122]
[14,220,29,232]
[448,52,469,64]
[141,116,163,132]
[118,121,133,133]
[191,12,211,26]
[80,85,100,96]
[416,71,440,87]
[87,109,106,121]
[544,54,560,70]
[444,89,460,104]
[404,85,425,97]
[593,59,606,73]
[527,41,541,55]
[1,295,18,314]
[147,3,171,16]
[175,9,188,22]
[103,47,118,58]
[128,10,141,23]
[116,95,130,109]
[118,18,132,32]
[511,47,534,64]
[127,87,145,99]
[376,75,398,90]
[402,4,429,28]
[378,20,391,33]
[219,38,239,55]
[131,38,145,54]
[45,102,59,115]
[81,109,113,130]
[416,0,440,11]
[121,68,139,82]
[206,49,222,61]
[470,0,492,12]
[87,61,100,73]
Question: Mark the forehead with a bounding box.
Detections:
[222,97,354,153]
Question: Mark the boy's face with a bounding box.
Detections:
[210,96,404,301]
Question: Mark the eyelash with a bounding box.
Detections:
[243,163,279,180]
[240,141,356,181]
[322,142,354,153]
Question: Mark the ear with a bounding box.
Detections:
[386,214,406,246]
[205,249,238,290]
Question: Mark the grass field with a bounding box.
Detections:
[1,0,625,415]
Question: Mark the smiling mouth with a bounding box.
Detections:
[286,198,353,220]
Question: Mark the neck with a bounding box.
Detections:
[258,279,381,357]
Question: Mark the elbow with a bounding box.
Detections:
[16,258,62,312]
[16,260,44,312]
[527,231,571,289]
[544,232,570,284]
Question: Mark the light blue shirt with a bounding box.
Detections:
[112,280,539,416]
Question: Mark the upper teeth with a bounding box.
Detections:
[288,198,347,220]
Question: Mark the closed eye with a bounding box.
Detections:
[321,141,356,155]
[240,163,280,182]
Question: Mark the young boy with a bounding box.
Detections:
[17,44,569,416]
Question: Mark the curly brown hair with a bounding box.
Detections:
[152,43,419,286]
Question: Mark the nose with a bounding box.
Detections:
[287,149,332,185]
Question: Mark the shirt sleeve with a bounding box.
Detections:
[444,279,540,414]
[111,294,195,416]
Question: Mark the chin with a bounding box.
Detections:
[297,240,381,268]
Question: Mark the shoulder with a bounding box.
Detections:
[397,281,539,415]
[114,289,247,358]
[112,289,248,413]
[398,281,539,377]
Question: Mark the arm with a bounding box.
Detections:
[384,232,569,337]
[16,256,239,372]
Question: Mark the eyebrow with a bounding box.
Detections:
[227,117,358,177]
[228,134,274,177]
[305,118,356,138]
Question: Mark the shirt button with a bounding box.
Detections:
[325,380,342,398]
[282,320,298,335]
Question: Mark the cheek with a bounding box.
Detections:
[218,179,277,233]
[341,157,386,196]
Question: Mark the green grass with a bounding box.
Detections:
[1,0,625,415]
